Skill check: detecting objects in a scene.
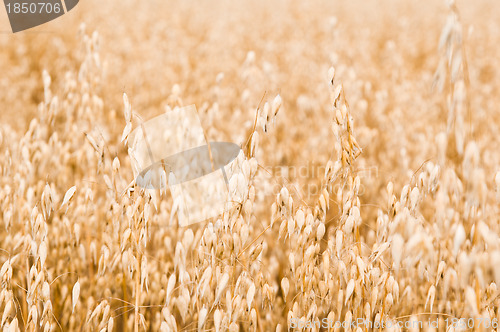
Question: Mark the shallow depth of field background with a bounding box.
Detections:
[0,0,500,331]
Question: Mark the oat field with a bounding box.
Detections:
[1,0,500,331]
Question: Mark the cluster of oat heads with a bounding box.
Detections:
[1,0,500,331]
[433,0,471,161]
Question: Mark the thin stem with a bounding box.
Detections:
[134,251,142,332]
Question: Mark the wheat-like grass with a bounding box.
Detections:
[1,0,500,331]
